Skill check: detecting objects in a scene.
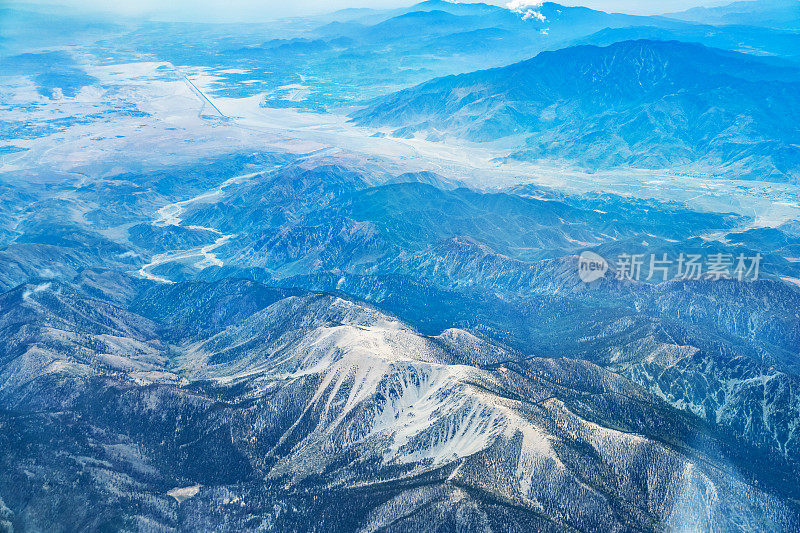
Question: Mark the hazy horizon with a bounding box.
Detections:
[10,0,730,22]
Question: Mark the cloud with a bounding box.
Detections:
[506,1,547,22]
[22,282,51,302]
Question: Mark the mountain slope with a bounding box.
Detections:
[351,39,800,181]
[1,278,797,531]
[141,160,799,469]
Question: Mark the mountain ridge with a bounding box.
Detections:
[351,39,800,181]
[2,276,797,530]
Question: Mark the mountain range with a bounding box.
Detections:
[2,276,797,531]
[352,39,800,181]
[667,0,800,29]
[3,0,800,530]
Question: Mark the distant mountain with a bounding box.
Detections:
[312,1,800,66]
[577,23,800,61]
[399,0,505,17]
[666,0,800,30]
[316,2,654,45]
[351,39,800,182]
[317,0,505,25]
[0,6,123,53]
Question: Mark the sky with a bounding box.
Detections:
[14,0,728,21]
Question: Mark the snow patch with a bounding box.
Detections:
[167,484,201,503]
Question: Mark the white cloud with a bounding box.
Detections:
[506,1,546,22]
[22,282,51,302]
